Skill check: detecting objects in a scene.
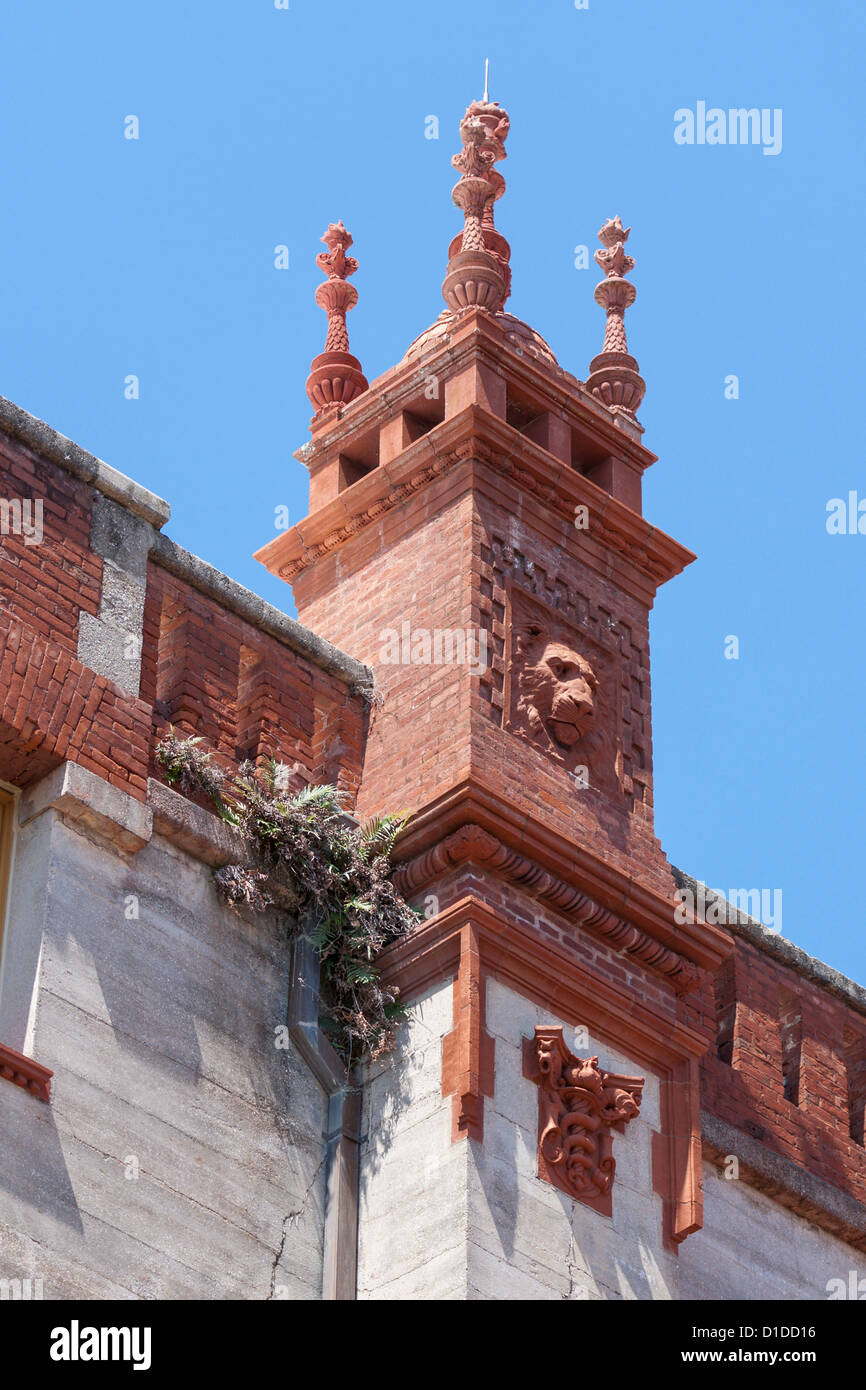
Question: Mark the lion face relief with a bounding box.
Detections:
[505,614,619,789]
[513,625,599,753]
[525,640,598,747]
[505,599,621,794]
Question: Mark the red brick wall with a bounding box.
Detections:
[140,563,365,798]
[292,476,475,823]
[0,434,101,651]
[0,616,151,795]
[0,439,366,806]
[704,937,866,1205]
[472,483,673,901]
[0,439,148,794]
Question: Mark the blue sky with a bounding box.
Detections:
[1,1,864,981]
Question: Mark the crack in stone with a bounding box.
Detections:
[563,1213,593,1301]
[268,1155,326,1299]
[563,1228,578,1300]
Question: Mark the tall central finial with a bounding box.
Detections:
[441,94,512,315]
[483,58,489,103]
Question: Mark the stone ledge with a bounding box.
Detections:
[147,776,357,874]
[702,1110,866,1254]
[0,393,170,529]
[150,532,374,692]
[19,762,152,853]
[147,777,245,866]
[673,867,866,1021]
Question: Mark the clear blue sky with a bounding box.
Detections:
[1,1,864,982]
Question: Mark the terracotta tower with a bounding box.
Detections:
[255,93,733,1296]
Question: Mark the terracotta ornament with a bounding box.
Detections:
[0,1039,52,1102]
[504,602,619,792]
[523,1025,643,1214]
[305,221,368,418]
[514,627,599,751]
[585,216,646,421]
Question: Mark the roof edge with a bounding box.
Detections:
[151,531,373,691]
[0,393,171,529]
[672,866,866,1019]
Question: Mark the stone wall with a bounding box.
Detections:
[359,979,466,1299]
[470,980,672,1300]
[0,395,372,1300]
[680,1161,865,1301]
[0,775,327,1299]
[359,974,866,1301]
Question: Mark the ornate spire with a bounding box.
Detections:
[441,95,512,315]
[305,221,368,419]
[585,216,646,423]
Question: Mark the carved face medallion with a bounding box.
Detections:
[525,638,598,748]
[503,589,622,795]
[512,621,601,759]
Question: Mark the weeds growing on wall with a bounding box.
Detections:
[155,729,419,1065]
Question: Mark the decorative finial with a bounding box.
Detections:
[305,220,368,419]
[441,97,512,315]
[483,58,489,103]
[585,216,646,424]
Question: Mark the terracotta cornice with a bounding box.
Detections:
[378,897,708,1068]
[391,779,731,979]
[0,1041,52,1103]
[394,820,704,994]
[377,896,706,1247]
[255,402,693,598]
[257,409,469,576]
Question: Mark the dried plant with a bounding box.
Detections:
[156,731,418,1064]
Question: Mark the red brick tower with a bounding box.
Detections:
[256,94,730,1275]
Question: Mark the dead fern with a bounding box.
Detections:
[155,730,417,1065]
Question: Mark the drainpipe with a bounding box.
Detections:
[287,924,361,1301]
